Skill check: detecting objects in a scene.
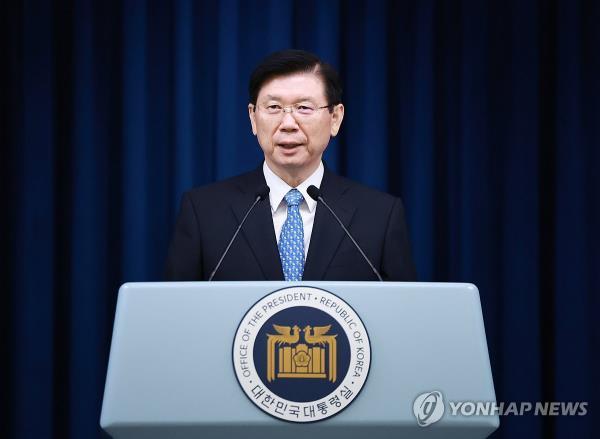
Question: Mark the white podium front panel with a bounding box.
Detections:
[100,281,499,438]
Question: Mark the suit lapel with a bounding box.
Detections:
[303,169,356,280]
[231,168,284,280]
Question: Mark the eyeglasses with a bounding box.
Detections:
[256,103,333,118]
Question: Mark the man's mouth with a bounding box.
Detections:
[277,143,303,149]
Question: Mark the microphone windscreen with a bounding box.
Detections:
[307,185,321,201]
[256,184,271,200]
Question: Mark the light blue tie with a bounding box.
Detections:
[279,189,305,281]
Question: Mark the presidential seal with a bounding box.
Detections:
[232,286,371,422]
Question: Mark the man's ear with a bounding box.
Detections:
[248,104,257,135]
[330,104,344,137]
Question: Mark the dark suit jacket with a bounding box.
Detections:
[165,166,417,281]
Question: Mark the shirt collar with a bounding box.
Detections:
[262,161,324,213]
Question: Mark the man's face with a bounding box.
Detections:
[248,72,344,180]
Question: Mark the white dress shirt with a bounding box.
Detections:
[262,161,324,258]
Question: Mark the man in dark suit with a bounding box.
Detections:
[166,50,416,282]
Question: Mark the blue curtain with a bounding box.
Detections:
[3,0,598,438]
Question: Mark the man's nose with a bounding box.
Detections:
[279,111,299,131]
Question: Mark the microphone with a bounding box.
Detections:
[208,184,270,281]
[307,185,383,282]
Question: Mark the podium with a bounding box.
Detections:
[100,281,499,438]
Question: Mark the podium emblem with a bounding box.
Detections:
[267,324,337,382]
[233,286,371,423]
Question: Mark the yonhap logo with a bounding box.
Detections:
[413,391,445,426]
[412,391,588,426]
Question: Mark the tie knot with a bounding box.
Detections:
[284,189,304,207]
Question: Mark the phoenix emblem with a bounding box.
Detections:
[266,324,338,382]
